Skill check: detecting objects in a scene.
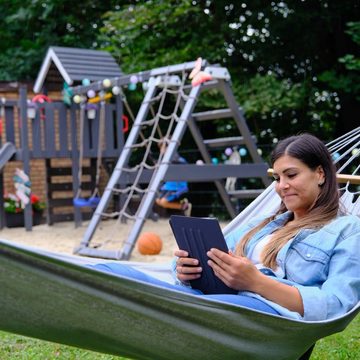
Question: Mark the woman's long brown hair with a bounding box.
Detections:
[235,134,340,269]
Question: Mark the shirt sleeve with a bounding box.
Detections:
[292,230,360,321]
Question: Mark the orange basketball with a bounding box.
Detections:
[137,232,163,255]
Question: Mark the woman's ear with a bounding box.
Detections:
[317,166,325,186]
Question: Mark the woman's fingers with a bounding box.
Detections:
[207,248,233,269]
[174,249,189,257]
[174,248,202,281]
[177,265,202,275]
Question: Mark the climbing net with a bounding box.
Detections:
[92,68,194,249]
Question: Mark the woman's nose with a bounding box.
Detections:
[278,177,289,189]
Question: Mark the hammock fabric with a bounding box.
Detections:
[0,183,359,360]
[0,239,359,360]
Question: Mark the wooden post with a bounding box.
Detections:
[19,86,32,231]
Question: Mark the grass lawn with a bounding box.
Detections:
[311,314,359,359]
[0,314,358,359]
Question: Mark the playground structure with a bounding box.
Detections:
[0,55,270,259]
[70,59,271,260]
[0,87,126,229]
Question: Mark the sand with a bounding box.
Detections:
[0,217,229,263]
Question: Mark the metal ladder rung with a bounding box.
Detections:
[228,189,265,199]
[192,107,243,122]
[204,136,257,148]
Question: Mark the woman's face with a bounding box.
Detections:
[273,155,325,219]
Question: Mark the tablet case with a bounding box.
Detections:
[169,215,238,295]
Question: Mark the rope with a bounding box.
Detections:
[74,96,106,203]
[91,96,106,198]
[75,102,86,199]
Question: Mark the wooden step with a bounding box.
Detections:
[48,182,93,191]
[47,167,95,176]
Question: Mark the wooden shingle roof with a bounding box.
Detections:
[34,46,122,93]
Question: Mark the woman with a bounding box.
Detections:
[90,134,360,320]
[175,133,360,320]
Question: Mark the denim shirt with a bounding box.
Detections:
[225,212,360,321]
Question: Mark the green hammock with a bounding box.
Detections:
[0,181,359,360]
[0,239,358,360]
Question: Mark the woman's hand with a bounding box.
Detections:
[207,248,261,292]
[174,249,202,283]
[207,248,304,315]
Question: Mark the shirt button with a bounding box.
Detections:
[306,253,311,258]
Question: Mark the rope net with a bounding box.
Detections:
[88,68,192,250]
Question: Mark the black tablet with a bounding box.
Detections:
[169,215,237,295]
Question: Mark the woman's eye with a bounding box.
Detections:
[273,177,280,182]
[288,173,297,178]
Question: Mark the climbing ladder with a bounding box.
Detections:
[73,60,270,260]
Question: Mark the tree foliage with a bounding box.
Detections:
[99,0,359,141]
[319,21,360,102]
[0,1,359,140]
[0,0,119,81]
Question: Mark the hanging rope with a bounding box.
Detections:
[74,101,85,201]
[73,95,106,208]
[90,96,106,201]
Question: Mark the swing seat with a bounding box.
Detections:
[73,196,101,208]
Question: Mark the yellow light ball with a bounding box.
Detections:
[73,95,82,104]
[103,78,112,88]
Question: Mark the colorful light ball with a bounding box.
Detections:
[87,89,96,98]
[332,152,341,161]
[351,148,359,157]
[211,157,219,165]
[102,78,112,88]
[142,82,149,91]
[82,78,90,86]
[239,148,247,157]
[130,75,139,84]
[73,95,82,104]
[196,159,204,165]
[225,147,233,156]
[112,86,121,95]
[257,148,263,156]
[128,83,137,91]
[137,232,162,255]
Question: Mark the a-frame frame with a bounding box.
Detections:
[72,60,270,260]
